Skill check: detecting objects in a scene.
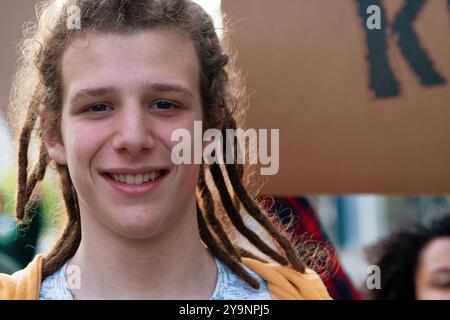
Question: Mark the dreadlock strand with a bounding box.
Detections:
[221,110,244,181]
[42,166,81,278]
[225,161,306,273]
[222,115,307,273]
[25,142,50,203]
[197,202,260,290]
[42,218,80,278]
[236,247,269,263]
[209,163,289,266]
[16,109,38,220]
[198,169,239,258]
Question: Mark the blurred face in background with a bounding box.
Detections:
[415,237,450,300]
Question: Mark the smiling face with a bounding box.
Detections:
[415,237,450,300]
[45,29,203,239]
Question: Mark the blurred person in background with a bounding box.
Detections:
[365,214,450,300]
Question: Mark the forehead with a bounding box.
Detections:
[60,29,200,101]
[418,237,450,271]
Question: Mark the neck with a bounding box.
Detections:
[68,200,217,299]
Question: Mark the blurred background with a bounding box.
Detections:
[1,0,449,299]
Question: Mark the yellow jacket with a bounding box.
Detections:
[0,254,332,300]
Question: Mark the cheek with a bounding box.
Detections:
[153,123,200,195]
[414,266,435,299]
[182,164,200,194]
[63,121,109,169]
[157,114,203,156]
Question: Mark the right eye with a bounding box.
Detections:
[85,104,113,112]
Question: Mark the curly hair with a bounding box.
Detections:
[365,214,450,299]
[7,0,311,289]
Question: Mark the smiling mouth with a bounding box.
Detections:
[103,170,169,185]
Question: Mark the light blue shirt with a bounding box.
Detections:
[39,257,272,300]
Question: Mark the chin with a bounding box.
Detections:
[114,221,166,240]
[111,207,171,240]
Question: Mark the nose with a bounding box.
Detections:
[112,104,155,156]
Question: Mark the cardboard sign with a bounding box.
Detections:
[222,0,450,195]
[0,1,36,116]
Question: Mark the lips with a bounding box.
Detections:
[100,168,170,196]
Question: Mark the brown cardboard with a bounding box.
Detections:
[1,1,449,195]
[222,0,450,195]
[0,1,36,117]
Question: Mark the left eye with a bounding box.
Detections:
[437,282,450,289]
[85,104,112,112]
[152,101,177,110]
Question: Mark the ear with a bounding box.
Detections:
[40,117,67,165]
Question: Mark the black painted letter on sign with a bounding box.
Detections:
[357,0,446,98]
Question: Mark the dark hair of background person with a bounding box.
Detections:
[365,214,450,299]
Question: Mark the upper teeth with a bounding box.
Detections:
[111,171,163,184]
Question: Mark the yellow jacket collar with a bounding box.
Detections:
[1,255,331,300]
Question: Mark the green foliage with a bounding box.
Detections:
[0,167,63,236]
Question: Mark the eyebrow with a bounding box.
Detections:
[144,82,194,97]
[70,82,194,105]
[432,268,450,275]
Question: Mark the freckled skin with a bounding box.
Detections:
[415,237,450,300]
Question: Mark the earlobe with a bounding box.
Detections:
[45,139,68,165]
[41,118,67,165]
